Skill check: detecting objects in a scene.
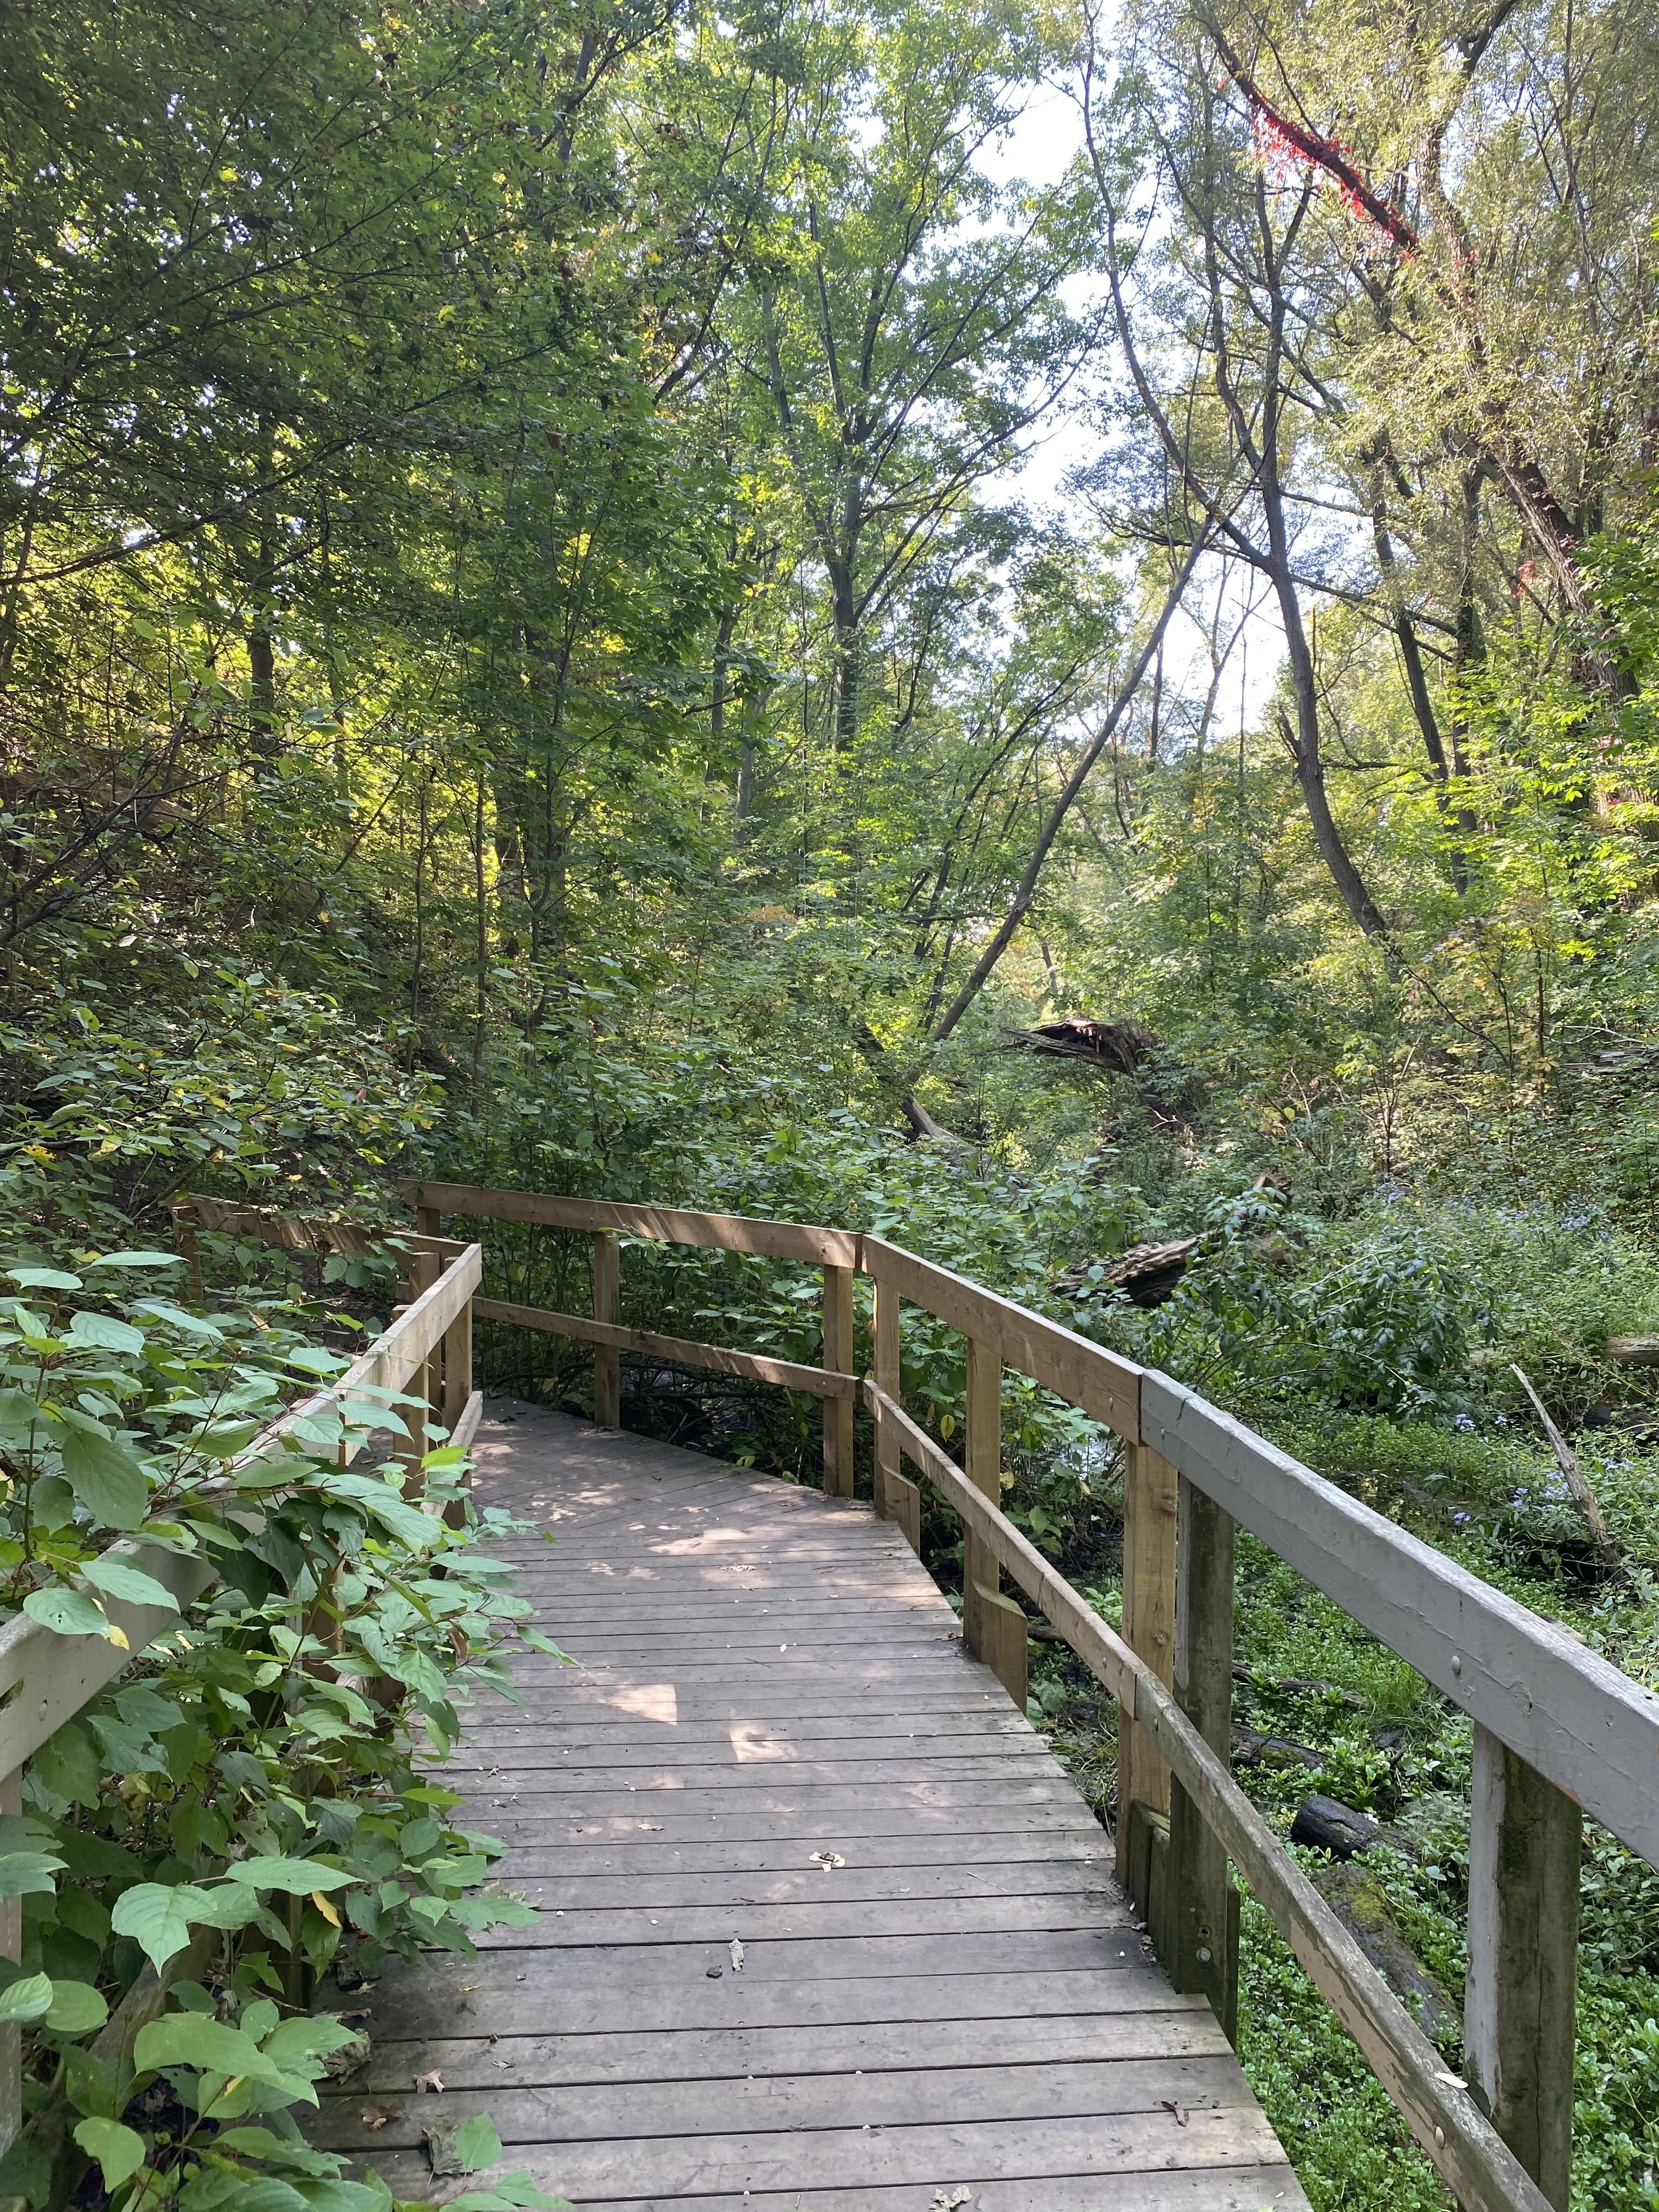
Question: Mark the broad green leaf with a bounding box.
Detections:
[5,1267,81,1290]
[67,1311,146,1355]
[86,1251,183,1269]
[0,1852,64,1902]
[132,2011,315,2100]
[178,2174,309,2211]
[448,2180,571,2212]
[261,2016,359,2069]
[111,1883,200,1970]
[0,1389,39,1440]
[131,1300,222,1339]
[22,1588,116,1640]
[447,1894,538,1930]
[286,1348,354,1376]
[45,1979,109,2033]
[227,1856,352,1895]
[519,1630,573,1660]
[182,1885,264,1931]
[54,1411,148,1527]
[0,1972,53,2023]
[0,2140,49,2205]
[72,2118,146,2192]
[453,2114,503,2171]
[81,1556,180,1613]
[211,2126,337,2174]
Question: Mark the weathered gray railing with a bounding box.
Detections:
[0,1216,484,2154]
[408,1175,1652,2212]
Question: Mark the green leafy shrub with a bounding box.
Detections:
[0,1242,562,2209]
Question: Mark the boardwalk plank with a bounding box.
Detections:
[321,2008,1234,2096]
[314,2051,1255,2151]
[348,2107,1295,2200]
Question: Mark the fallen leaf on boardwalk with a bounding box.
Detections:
[423,2117,466,2176]
[706,1964,723,1978]
[360,2106,402,2130]
[1161,2100,1189,2126]
[729,1937,745,1972]
[930,2191,972,2210]
[323,2032,372,2080]
[809,1851,846,1872]
[414,2069,444,2095]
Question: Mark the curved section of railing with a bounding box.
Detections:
[408,1175,1643,2212]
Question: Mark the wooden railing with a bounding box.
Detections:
[408,1175,1658,2212]
[0,1214,484,2155]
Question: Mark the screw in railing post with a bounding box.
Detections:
[591,1232,621,1427]
[1116,1440,1178,1915]
[1167,1475,1239,2037]
[1465,1724,1581,2208]
[821,1263,855,1497]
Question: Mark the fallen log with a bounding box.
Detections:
[1231,1724,1322,1772]
[1511,1363,1633,1586]
[1056,1237,1199,1308]
[1291,1794,1391,1858]
[900,1093,974,1150]
[1002,1015,1161,1074]
[1312,1861,1460,2046]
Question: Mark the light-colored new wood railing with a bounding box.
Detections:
[408,1175,1654,2212]
[0,1215,485,2155]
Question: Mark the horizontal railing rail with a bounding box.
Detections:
[411,1175,1632,2212]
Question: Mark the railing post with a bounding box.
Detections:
[1165,1475,1239,2038]
[964,1336,1026,1709]
[171,1204,205,1306]
[1465,1724,1581,2208]
[0,1766,19,2156]
[441,1284,475,1528]
[397,1246,442,1487]
[1117,1440,1178,1915]
[821,1263,855,1497]
[591,1231,620,1427]
[870,1278,920,1552]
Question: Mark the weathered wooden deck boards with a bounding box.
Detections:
[317,1402,1311,2210]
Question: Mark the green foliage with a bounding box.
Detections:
[0,1225,551,2205]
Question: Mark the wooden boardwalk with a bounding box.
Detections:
[317,1401,1310,2210]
